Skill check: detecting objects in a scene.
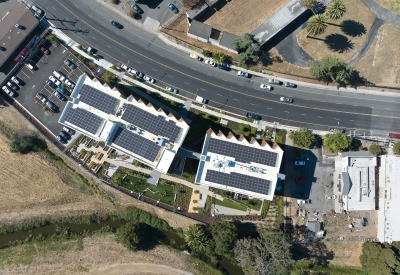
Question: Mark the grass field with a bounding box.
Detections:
[297,0,375,61]
[213,198,247,211]
[375,0,400,13]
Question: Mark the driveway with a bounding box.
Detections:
[130,0,182,25]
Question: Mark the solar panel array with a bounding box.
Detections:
[205,170,270,195]
[122,105,181,141]
[112,127,160,161]
[64,108,104,134]
[79,84,119,114]
[207,138,277,167]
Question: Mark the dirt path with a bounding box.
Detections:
[88,263,193,275]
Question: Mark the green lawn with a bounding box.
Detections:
[235,198,262,211]
[227,121,257,138]
[213,198,248,211]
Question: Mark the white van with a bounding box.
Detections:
[53,71,66,81]
[195,96,208,104]
[31,5,43,16]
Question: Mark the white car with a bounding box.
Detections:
[49,76,61,86]
[260,84,272,90]
[53,71,66,82]
[237,71,249,78]
[143,75,155,83]
[269,78,281,85]
[166,86,178,94]
[2,86,15,97]
[205,60,216,67]
[325,195,337,200]
[121,64,130,71]
[280,97,293,103]
[65,79,75,89]
[26,61,36,70]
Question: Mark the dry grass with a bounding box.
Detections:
[297,0,375,61]
[324,242,363,267]
[201,0,289,36]
[354,24,400,87]
[375,0,400,13]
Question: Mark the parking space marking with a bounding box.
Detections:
[20,71,31,79]
[233,99,239,101]
[136,61,141,64]
[349,120,354,122]
[267,108,272,109]
[217,94,222,96]
[284,111,289,113]
[92,36,97,40]
[121,53,126,56]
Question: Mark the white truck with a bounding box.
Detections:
[195,96,208,104]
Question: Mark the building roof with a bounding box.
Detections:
[341,172,351,196]
[340,151,375,157]
[186,0,220,19]
[219,32,240,50]
[378,156,400,243]
[188,20,212,40]
[0,4,39,66]
[59,74,190,173]
[195,129,283,201]
[307,220,321,233]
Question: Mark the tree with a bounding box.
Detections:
[326,0,346,20]
[102,71,117,86]
[213,52,227,64]
[368,144,382,155]
[393,141,400,155]
[115,222,148,251]
[232,33,254,52]
[360,242,400,275]
[303,0,317,10]
[9,133,46,154]
[310,55,353,84]
[306,14,328,37]
[208,221,237,259]
[184,224,208,252]
[323,131,352,153]
[202,50,213,57]
[232,33,260,63]
[289,128,315,148]
[233,229,293,275]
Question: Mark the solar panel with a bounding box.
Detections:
[78,84,119,114]
[205,170,270,195]
[112,127,160,161]
[207,138,277,167]
[121,105,181,141]
[64,108,104,134]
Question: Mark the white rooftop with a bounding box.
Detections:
[59,74,189,173]
[378,155,400,243]
[195,130,283,201]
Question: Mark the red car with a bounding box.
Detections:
[295,178,306,183]
[40,46,49,55]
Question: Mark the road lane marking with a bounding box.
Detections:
[334,118,339,120]
[301,114,306,115]
[121,53,126,56]
[250,103,255,105]
[284,111,289,113]
[136,61,141,64]
[318,116,323,118]
[184,82,189,84]
[349,120,354,121]
[52,7,56,10]
[152,69,157,71]
[106,45,111,48]
[233,99,239,101]
[55,0,399,120]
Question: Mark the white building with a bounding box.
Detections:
[195,129,284,201]
[336,152,376,211]
[59,74,189,174]
[377,155,400,243]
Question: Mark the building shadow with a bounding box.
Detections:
[341,20,366,37]
[291,241,335,265]
[324,33,354,53]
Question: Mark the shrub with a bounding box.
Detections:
[193,200,198,203]
[77,54,86,63]
[111,0,120,4]
[43,106,50,112]
[368,144,381,155]
[45,34,58,46]
[9,133,47,154]
[202,50,213,57]
[77,45,83,50]
[115,222,147,251]
[129,10,137,19]
[194,190,200,194]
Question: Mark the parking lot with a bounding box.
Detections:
[133,0,182,24]
[9,41,86,143]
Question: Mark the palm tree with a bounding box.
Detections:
[302,0,317,14]
[183,224,208,252]
[213,52,227,64]
[306,14,328,37]
[326,0,346,20]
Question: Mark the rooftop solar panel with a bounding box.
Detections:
[78,84,119,114]
[112,127,160,162]
[205,170,270,195]
[64,108,104,134]
[121,105,181,141]
[207,138,277,167]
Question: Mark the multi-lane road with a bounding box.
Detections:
[34,0,400,134]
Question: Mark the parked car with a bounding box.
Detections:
[237,71,250,78]
[11,76,22,85]
[166,86,178,94]
[46,79,57,89]
[168,3,179,14]
[205,60,216,66]
[295,160,306,166]
[268,79,281,85]
[260,84,272,90]
[58,131,69,140]
[190,53,202,61]
[40,46,49,55]
[111,20,123,29]
[280,97,293,103]
[56,135,67,144]
[217,64,230,71]
[54,91,66,101]
[246,113,261,120]
[2,86,15,97]
[64,59,76,69]
[143,75,155,83]
[131,4,142,14]
[53,71,66,82]
[46,101,57,111]
[26,61,36,70]
[325,195,337,200]
[36,93,47,104]
[6,82,18,90]
[285,82,297,88]
[57,86,70,96]
[63,126,75,135]
[130,69,143,78]
[31,5,43,17]
[121,64,130,71]
[195,96,208,104]
[65,79,75,89]
[295,178,306,183]
[49,76,61,86]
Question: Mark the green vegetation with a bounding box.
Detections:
[232,33,260,63]
[291,262,364,275]
[227,121,257,137]
[102,71,117,86]
[115,222,148,251]
[302,0,317,10]
[310,55,354,84]
[323,131,352,153]
[206,221,237,262]
[368,144,382,155]
[213,198,247,211]
[360,242,400,275]
[123,206,171,231]
[184,224,208,252]
[111,0,120,4]
[289,128,315,148]
[202,50,213,57]
[9,133,47,154]
[132,159,151,169]
[276,195,285,222]
[213,52,227,64]
[45,34,59,46]
[187,256,224,275]
[326,0,346,20]
[394,141,400,155]
[307,14,328,37]
[239,198,262,211]
[261,200,271,217]
[173,182,192,209]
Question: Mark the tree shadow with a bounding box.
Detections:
[341,20,366,37]
[324,34,354,53]
[260,50,283,67]
[347,70,375,89]
[291,242,335,265]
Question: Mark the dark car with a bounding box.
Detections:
[246,113,261,121]
[217,64,230,71]
[54,91,66,101]
[57,86,70,96]
[285,82,297,88]
[46,101,57,111]
[64,59,76,69]
[56,135,67,144]
[46,80,57,89]
[131,4,142,14]
[111,20,123,29]
[168,3,179,14]
[11,76,22,85]
[63,126,75,135]
[6,82,18,90]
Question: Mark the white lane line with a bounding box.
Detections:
[233,99,239,101]
[318,116,323,118]
[217,94,222,96]
[175,61,180,64]
[206,74,212,76]
[159,54,164,57]
[152,69,157,71]
[386,108,390,110]
[349,120,354,122]
[267,108,272,109]
[168,75,173,78]
[52,7,56,10]
[121,53,126,56]
[334,118,339,120]
[200,88,205,91]
[250,103,255,105]
[106,45,111,48]
[222,79,227,81]
[301,114,306,116]
[130,40,135,43]
[238,84,244,86]
[191,68,196,70]
[336,103,342,104]
[284,111,289,113]
[321,101,325,102]
[136,61,141,64]
[88,14,92,18]
[184,82,189,84]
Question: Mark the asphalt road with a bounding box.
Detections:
[32,0,400,134]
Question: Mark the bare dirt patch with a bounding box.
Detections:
[200,0,290,36]
[375,0,400,13]
[324,242,363,267]
[297,0,375,61]
[354,24,400,87]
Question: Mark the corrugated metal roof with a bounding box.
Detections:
[342,172,351,196]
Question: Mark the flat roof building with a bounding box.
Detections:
[195,129,284,201]
[0,4,39,67]
[59,74,190,174]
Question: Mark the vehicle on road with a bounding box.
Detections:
[40,46,49,55]
[295,178,306,183]
[26,61,36,70]
[2,86,15,97]
[53,71,66,82]
[130,69,144,78]
[56,135,67,144]
[131,4,142,14]
[195,96,208,104]
[166,86,178,94]
[54,91,66,101]
[168,3,179,14]
[285,82,297,88]
[268,79,281,85]
[49,76,61,86]
[143,75,155,83]
[217,64,230,71]
[246,113,261,120]
[325,195,337,200]
[57,86,70,96]
[237,71,250,78]
[295,160,306,165]
[46,80,57,89]
[190,53,202,61]
[388,133,400,139]
[111,21,123,29]
[6,82,18,90]
[65,79,75,89]
[280,97,293,103]
[260,84,272,90]
[64,59,76,69]
[11,76,22,85]
[63,126,75,135]
[205,60,216,66]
